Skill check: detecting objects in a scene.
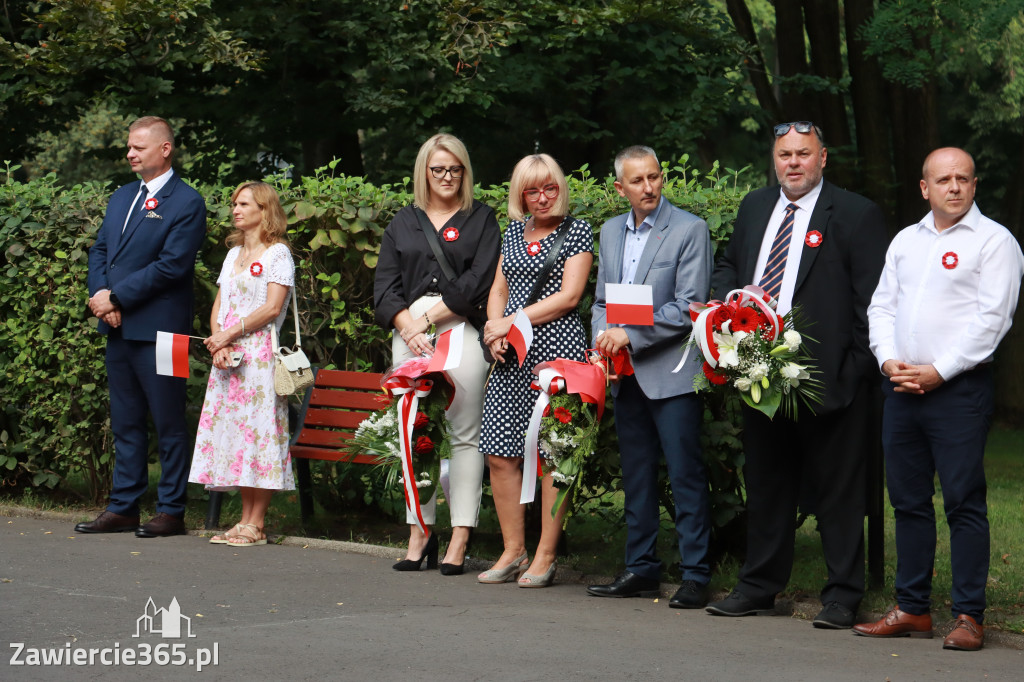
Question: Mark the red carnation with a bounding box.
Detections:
[414,411,429,429]
[414,435,434,454]
[731,305,760,333]
[703,361,728,386]
[554,407,572,424]
[543,405,552,417]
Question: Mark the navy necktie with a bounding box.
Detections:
[759,203,798,300]
[123,184,148,233]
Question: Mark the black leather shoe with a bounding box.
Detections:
[74,511,140,534]
[705,590,775,616]
[135,513,186,538]
[812,601,856,629]
[587,571,660,598]
[669,580,709,609]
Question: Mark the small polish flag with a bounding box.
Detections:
[606,283,655,325]
[426,323,465,373]
[506,308,534,367]
[155,331,190,378]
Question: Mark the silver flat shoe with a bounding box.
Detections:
[477,553,528,584]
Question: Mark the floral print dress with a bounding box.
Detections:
[189,243,295,491]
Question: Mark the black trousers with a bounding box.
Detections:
[735,382,872,609]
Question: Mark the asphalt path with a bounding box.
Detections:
[2,513,1021,681]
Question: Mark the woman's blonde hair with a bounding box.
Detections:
[507,154,569,222]
[412,133,475,213]
[225,181,291,249]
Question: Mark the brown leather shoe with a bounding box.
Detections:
[943,614,984,651]
[852,605,933,638]
[135,513,186,538]
[74,510,140,534]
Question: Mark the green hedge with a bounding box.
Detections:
[0,158,752,534]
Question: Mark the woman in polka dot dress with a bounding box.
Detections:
[477,154,594,587]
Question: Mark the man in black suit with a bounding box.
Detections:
[706,122,887,628]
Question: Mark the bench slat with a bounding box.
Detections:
[309,389,383,411]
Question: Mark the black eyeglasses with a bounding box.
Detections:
[429,165,465,179]
[774,121,815,137]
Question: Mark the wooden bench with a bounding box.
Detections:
[204,368,387,528]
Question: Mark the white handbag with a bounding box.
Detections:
[271,286,314,396]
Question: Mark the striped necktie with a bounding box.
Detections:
[759,203,798,300]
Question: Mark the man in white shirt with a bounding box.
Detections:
[856,147,1024,650]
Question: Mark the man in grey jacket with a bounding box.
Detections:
[588,145,713,608]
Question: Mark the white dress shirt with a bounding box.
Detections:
[752,180,824,315]
[121,168,174,233]
[868,202,1024,380]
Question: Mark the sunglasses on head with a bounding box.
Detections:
[774,121,816,137]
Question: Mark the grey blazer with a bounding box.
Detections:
[592,198,713,399]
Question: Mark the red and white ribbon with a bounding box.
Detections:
[382,375,435,538]
[521,366,566,504]
[672,285,784,373]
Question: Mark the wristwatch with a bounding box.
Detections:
[108,291,121,308]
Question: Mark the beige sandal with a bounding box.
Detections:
[209,523,243,544]
[227,523,267,547]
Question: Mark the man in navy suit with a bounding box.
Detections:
[706,122,887,627]
[587,146,714,608]
[78,116,206,537]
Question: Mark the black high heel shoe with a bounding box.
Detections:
[392,532,438,571]
[439,530,474,576]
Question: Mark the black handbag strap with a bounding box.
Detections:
[415,206,458,283]
[526,216,572,306]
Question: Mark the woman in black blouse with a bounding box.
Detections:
[374,133,500,574]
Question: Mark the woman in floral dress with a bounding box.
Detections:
[189,181,295,547]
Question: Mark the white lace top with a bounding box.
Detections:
[216,243,295,333]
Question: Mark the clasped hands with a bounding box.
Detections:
[400,315,435,357]
[482,315,514,364]
[204,329,239,369]
[88,290,121,328]
[882,359,944,394]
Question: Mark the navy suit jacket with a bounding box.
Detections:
[711,181,888,414]
[87,173,206,341]
[592,199,713,400]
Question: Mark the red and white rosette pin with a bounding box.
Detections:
[942,251,958,269]
[805,230,823,248]
[250,261,263,277]
[526,241,542,256]
[382,374,436,538]
[522,366,566,504]
[144,198,159,211]
[442,226,459,242]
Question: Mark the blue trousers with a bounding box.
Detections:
[613,376,710,583]
[882,366,993,623]
[105,332,191,517]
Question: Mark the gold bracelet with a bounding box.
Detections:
[240,318,246,335]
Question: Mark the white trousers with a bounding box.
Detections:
[392,295,489,526]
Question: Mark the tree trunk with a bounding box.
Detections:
[775,0,811,120]
[802,0,852,188]
[726,0,781,122]
[845,0,896,228]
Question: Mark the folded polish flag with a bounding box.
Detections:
[155,331,191,378]
[506,308,533,367]
[605,283,655,326]
[426,322,465,373]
